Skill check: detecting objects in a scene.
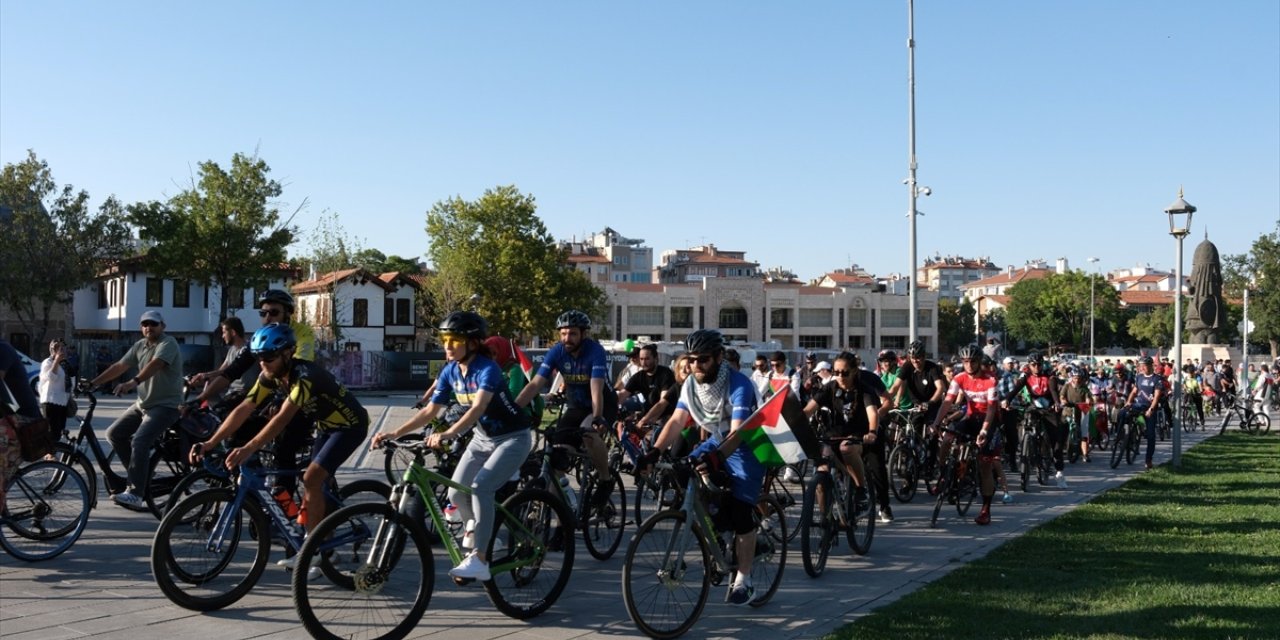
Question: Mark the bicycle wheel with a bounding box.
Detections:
[887,444,917,503]
[1020,434,1032,490]
[164,469,231,519]
[144,447,192,518]
[1035,437,1049,486]
[748,496,786,607]
[482,488,574,619]
[766,473,803,545]
[1246,412,1271,435]
[1067,423,1081,464]
[954,467,978,517]
[382,432,424,484]
[800,471,833,578]
[1110,427,1125,469]
[848,476,875,556]
[0,460,91,561]
[151,488,270,611]
[51,442,98,508]
[582,473,626,561]
[930,461,954,528]
[622,509,711,639]
[1126,426,1140,465]
[293,502,433,640]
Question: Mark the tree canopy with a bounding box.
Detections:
[936,298,976,353]
[1004,271,1122,350]
[1223,227,1280,357]
[425,185,604,340]
[0,151,133,350]
[127,152,296,319]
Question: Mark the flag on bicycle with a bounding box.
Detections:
[738,389,821,466]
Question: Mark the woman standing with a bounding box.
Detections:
[39,339,72,440]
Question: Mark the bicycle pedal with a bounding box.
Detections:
[451,576,477,587]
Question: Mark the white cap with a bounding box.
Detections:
[1003,356,1016,365]
[139,310,165,324]
[815,361,832,371]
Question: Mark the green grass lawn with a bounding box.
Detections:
[830,432,1280,640]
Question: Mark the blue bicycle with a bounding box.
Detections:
[150,450,389,611]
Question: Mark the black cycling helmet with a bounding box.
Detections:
[907,339,927,358]
[1027,350,1043,365]
[555,310,591,330]
[957,345,977,361]
[257,289,295,313]
[981,354,996,367]
[684,329,725,355]
[877,349,897,362]
[438,311,488,339]
[1138,355,1154,366]
[250,323,297,355]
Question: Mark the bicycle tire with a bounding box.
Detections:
[887,444,917,503]
[767,472,803,545]
[1246,412,1271,435]
[150,487,269,611]
[1109,427,1125,469]
[484,488,575,619]
[848,475,875,556]
[748,496,786,607]
[144,446,193,518]
[633,470,681,532]
[1020,434,1032,490]
[292,501,432,640]
[51,442,98,508]
[382,432,425,484]
[1067,423,1081,464]
[164,469,231,518]
[0,460,91,561]
[1126,425,1140,465]
[955,468,978,517]
[799,471,833,578]
[582,473,626,561]
[930,461,954,528]
[621,509,710,639]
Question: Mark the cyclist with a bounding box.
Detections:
[1117,356,1163,470]
[187,290,316,501]
[1183,364,1205,426]
[1060,368,1095,462]
[803,351,881,522]
[88,310,185,510]
[1,338,46,511]
[619,344,677,423]
[371,312,533,581]
[639,329,762,605]
[889,340,947,427]
[1005,351,1066,488]
[515,310,618,509]
[930,345,1000,525]
[995,356,1021,472]
[982,355,1013,503]
[193,323,368,552]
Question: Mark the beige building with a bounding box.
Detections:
[916,255,1000,300]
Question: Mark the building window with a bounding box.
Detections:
[670,306,693,329]
[631,272,650,283]
[799,308,831,328]
[848,335,865,349]
[882,309,910,328]
[173,280,190,308]
[882,336,907,350]
[97,283,108,309]
[798,336,829,350]
[224,286,244,310]
[146,278,164,306]
[353,299,368,327]
[722,334,748,343]
[770,309,793,329]
[613,254,629,266]
[917,309,933,328]
[719,306,748,329]
[384,298,394,325]
[629,305,664,326]
[397,299,410,326]
[848,308,867,327]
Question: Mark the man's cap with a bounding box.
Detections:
[1003,356,1016,365]
[140,310,165,324]
[815,361,832,371]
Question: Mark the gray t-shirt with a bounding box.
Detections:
[122,335,184,410]
[222,343,258,394]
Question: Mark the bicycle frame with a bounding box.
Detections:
[651,462,737,587]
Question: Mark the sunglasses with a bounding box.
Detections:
[258,308,284,318]
[691,354,715,365]
[771,361,785,367]
[140,320,159,328]
[257,351,284,364]
[832,369,852,377]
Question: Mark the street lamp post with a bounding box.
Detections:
[1165,189,1195,468]
[1088,257,1100,362]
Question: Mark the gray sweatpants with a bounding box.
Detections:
[106,403,181,493]
[449,429,533,555]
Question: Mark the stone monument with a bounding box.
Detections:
[1172,235,1238,366]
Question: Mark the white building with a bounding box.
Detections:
[291,268,423,352]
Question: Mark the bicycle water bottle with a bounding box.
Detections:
[560,477,578,510]
[273,487,301,519]
[444,501,462,524]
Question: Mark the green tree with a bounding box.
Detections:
[1223,227,1280,357]
[127,152,296,319]
[1005,272,1122,350]
[937,298,976,353]
[294,209,365,345]
[425,185,604,340]
[1127,304,1178,350]
[0,151,133,351]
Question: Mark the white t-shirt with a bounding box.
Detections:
[39,356,70,406]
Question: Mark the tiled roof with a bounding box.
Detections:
[293,268,394,294]
[1120,290,1176,306]
[567,254,610,264]
[960,268,1051,290]
[824,272,876,285]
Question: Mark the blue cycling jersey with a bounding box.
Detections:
[431,355,531,438]
[536,339,610,409]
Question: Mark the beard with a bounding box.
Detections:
[694,362,721,384]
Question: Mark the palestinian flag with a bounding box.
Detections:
[739,389,822,467]
[515,343,536,381]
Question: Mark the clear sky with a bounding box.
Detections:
[3,1,1277,282]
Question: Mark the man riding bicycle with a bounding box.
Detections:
[930,345,1000,524]
[803,351,882,520]
[1117,356,1163,470]
[1005,351,1067,488]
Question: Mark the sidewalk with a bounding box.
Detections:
[0,395,1216,640]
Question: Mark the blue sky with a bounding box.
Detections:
[3,1,1277,282]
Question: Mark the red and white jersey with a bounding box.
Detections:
[946,371,997,417]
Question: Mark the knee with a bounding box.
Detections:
[302,464,328,491]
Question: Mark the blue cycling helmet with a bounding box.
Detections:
[250,323,297,356]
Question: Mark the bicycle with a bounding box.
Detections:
[930,426,979,528]
[1,459,91,561]
[886,405,933,503]
[53,381,196,517]
[1109,409,1144,468]
[1018,408,1055,490]
[150,447,389,612]
[621,457,786,639]
[1217,399,1271,435]
[290,437,574,640]
[799,435,875,577]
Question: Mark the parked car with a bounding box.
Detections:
[15,348,41,394]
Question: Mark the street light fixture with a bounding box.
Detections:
[1088,257,1100,362]
[1164,188,1195,468]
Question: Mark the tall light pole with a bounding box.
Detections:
[1088,257,1100,362]
[906,0,930,347]
[1165,189,1195,468]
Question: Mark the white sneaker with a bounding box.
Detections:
[1002,492,1013,504]
[277,554,320,578]
[112,490,146,511]
[1055,471,1068,489]
[781,467,800,484]
[449,552,491,581]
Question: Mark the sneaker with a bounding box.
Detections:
[112,490,146,511]
[1054,471,1068,489]
[877,506,894,524]
[448,552,491,581]
[781,466,801,484]
[1145,460,1153,470]
[728,581,754,605]
[277,554,320,578]
[1083,454,1091,463]
[1001,492,1013,504]
[591,477,617,509]
[974,508,991,526]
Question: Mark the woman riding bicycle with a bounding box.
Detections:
[371,311,534,582]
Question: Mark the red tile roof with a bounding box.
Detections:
[293,268,394,294]
[960,268,1051,290]
[1120,290,1176,306]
